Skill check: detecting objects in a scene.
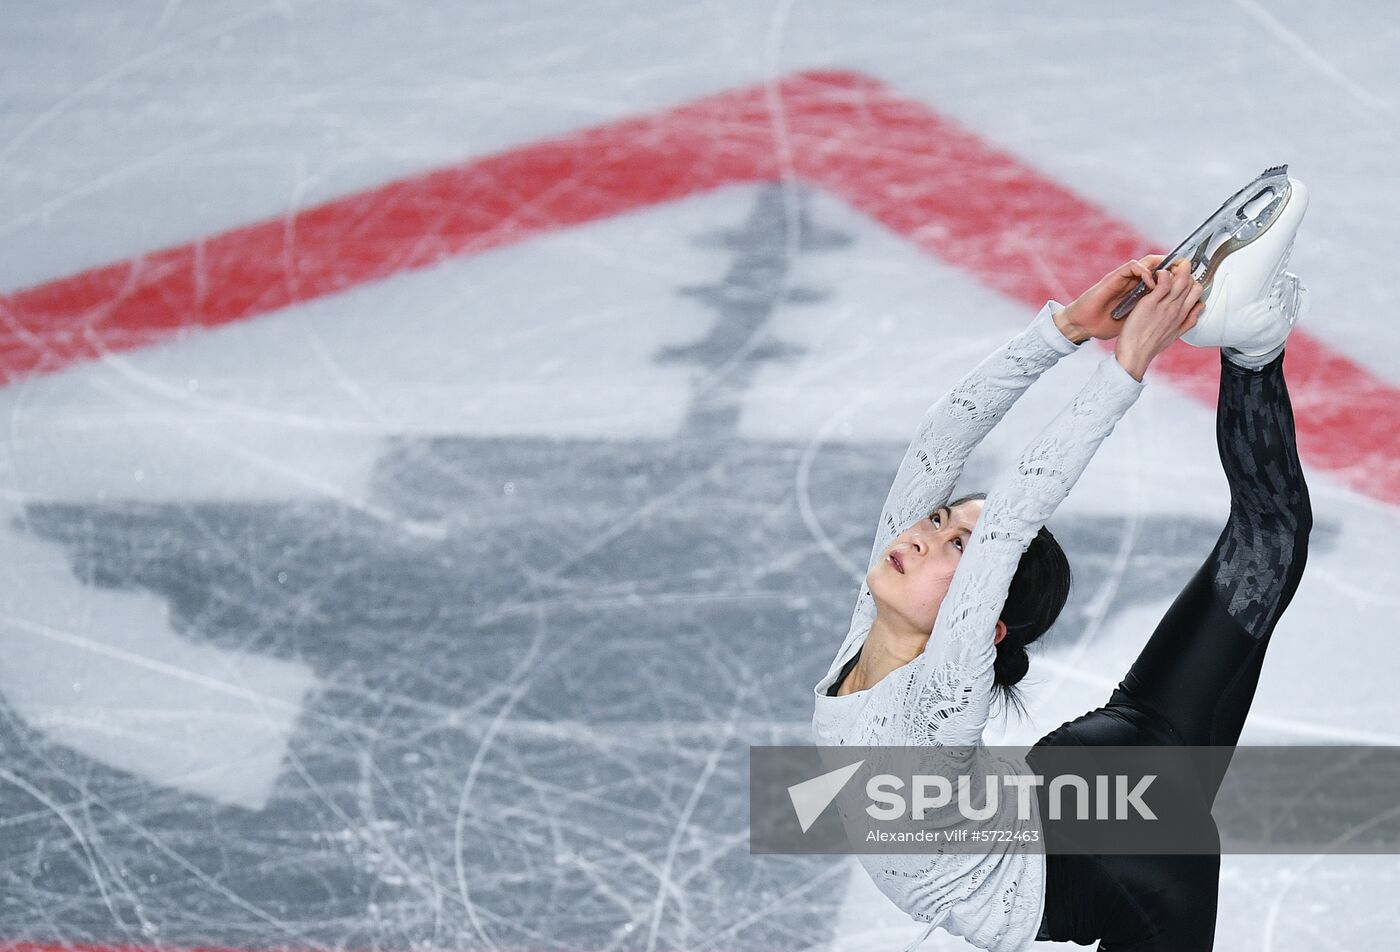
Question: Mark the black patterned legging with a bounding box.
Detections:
[1027,348,1313,951]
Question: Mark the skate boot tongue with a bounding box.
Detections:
[1186,268,1306,359]
[1222,273,1309,370]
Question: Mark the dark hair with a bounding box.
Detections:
[947,492,1072,717]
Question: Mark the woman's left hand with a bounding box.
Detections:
[1056,254,1169,342]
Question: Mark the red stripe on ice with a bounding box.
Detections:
[0,69,1393,503]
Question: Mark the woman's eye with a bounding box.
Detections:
[953,538,963,553]
[931,512,941,527]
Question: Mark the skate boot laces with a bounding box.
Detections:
[1215,260,1307,361]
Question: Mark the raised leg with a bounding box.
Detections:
[1113,348,1311,756]
[1031,349,1310,949]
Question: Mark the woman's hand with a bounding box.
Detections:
[1056,254,1169,343]
[1112,260,1204,381]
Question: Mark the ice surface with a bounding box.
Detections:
[2,3,1399,950]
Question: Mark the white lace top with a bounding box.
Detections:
[810,302,1147,951]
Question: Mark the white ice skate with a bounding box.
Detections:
[1111,167,1294,318]
[1178,173,1308,363]
[1111,166,1309,365]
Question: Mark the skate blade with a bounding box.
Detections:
[1197,187,1292,291]
[1110,165,1292,320]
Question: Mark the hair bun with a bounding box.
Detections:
[993,643,1030,687]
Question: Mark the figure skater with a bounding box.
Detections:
[811,175,1311,951]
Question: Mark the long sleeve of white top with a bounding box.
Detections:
[825,302,1077,684]
[897,329,1145,747]
[820,302,1147,746]
[811,303,1148,951]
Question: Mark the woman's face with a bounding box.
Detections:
[867,498,985,636]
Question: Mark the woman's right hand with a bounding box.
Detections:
[1113,260,1204,381]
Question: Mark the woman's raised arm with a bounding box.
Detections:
[861,305,1082,577]
[857,252,1168,589]
[833,303,1084,654]
[893,263,1204,747]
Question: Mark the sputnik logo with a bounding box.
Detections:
[788,759,864,833]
